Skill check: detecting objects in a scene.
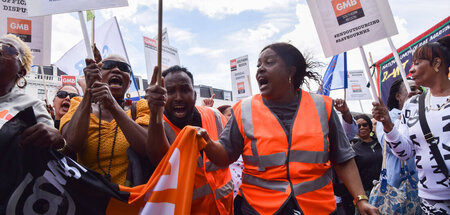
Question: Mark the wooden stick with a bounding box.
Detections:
[41,65,48,103]
[156,0,163,124]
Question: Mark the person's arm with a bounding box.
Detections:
[61,59,100,153]
[90,82,148,157]
[334,99,358,139]
[334,159,378,214]
[328,108,378,214]
[198,129,230,167]
[372,97,414,160]
[145,66,171,166]
[61,93,92,152]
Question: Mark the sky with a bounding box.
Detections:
[50,0,450,113]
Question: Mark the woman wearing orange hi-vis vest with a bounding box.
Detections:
[197,43,379,215]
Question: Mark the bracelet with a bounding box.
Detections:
[57,138,68,151]
[353,194,368,206]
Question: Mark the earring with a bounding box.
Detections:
[435,68,439,73]
[289,77,292,84]
[16,76,27,88]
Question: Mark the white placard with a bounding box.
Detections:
[230,55,252,101]
[26,0,128,17]
[1,0,51,65]
[143,36,180,80]
[306,0,398,57]
[346,70,372,101]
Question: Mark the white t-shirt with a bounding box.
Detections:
[0,88,53,129]
[385,91,450,200]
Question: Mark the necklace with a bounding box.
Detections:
[96,103,119,181]
[427,92,450,111]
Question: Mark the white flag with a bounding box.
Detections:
[27,0,128,17]
[54,17,139,92]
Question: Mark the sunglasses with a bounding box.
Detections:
[101,60,132,73]
[0,43,20,61]
[56,90,79,99]
[357,123,369,128]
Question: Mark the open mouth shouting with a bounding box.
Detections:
[60,100,71,113]
[257,76,269,91]
[172,103,188,118]
[108,75,123,89]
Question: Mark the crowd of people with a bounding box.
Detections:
[1,31,449,215]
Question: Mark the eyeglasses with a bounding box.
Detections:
[56,90,79,99]
[357,123,369,128]
[101,60,132,73]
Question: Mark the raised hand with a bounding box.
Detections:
[202,94,215,107]
[372,97,393,132]
[145,66,166,115]
[83,58,102,91]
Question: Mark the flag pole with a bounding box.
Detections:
[359,46,377,102]
[78,11,94,59]
[387,37,411,93]
[156,0,163,124]
[91,11,95,47]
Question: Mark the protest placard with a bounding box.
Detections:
[306,0,398,58]
[143,36,180,81]
[230,55,252,101]
[26,0,128,17]
[0,0,51,65]
[346,70,372,101]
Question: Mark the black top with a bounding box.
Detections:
[352,137,382,191]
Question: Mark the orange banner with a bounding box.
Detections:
[106,126,206,215]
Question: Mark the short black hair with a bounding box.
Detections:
[162,65,194,85]
[354,114,373,132]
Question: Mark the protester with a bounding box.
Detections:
[217,105,232,120]
[375,78,421,189]
[145,65,233,215]
[60,54,150,186]
[351,115,382,206]
[52,85,80,129]
[372,36,450,213]
[0,34,64,148]
[196,43,378,214]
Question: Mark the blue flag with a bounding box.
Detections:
[319,52,347,96]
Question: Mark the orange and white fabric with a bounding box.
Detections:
[106,126,206,214]
[162,106,234,215]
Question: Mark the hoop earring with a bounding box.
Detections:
[17,76,27,88]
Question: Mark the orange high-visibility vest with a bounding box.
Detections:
[163,106,234,215]
[233,91,335,214]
